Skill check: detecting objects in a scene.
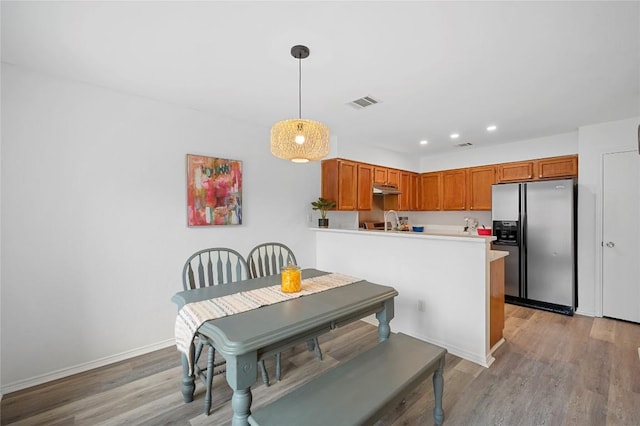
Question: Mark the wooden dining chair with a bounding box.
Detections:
[182,247,248,290]
[247,242,324,385]
[181,247,250,415]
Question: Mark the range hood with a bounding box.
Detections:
[373,184,402,195]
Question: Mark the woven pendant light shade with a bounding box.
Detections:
[271,45,330,163]
[270,118,330,163]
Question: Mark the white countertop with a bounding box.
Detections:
[310,227,497,243]
[489,250,509,262]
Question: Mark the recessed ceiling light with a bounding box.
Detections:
[486,125,497,131]
[450,133,460,139]
[420,140,428,145]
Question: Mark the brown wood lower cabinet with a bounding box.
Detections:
[490,256,505,348]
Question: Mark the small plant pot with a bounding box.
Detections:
[318,218,329,228]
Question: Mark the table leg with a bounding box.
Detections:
[231,389,253,426]
[433,357,445,425]
[375,298,395,342]
[180,349,195,403]
[225,351,258,426]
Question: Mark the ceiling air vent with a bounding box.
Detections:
[349,96,380,109]
[456,142,473,147]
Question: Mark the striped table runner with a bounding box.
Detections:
[175,273,361,374]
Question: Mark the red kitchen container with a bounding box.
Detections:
[477,228,492,236]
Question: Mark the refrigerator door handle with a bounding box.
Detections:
[520,183,527,299]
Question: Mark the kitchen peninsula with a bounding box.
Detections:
[313,228,507,367]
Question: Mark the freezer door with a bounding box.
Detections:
[492,183,520,221]
[525,179,575,307]
[494,244,520,297]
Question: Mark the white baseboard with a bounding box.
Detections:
[575,308,597,317]
[1,338,176,395]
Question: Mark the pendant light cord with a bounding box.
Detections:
[298,56,302,119]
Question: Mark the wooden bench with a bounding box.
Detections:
[248,332,446,426]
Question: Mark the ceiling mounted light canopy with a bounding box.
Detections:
[270,45,329,163]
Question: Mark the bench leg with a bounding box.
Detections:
[275,353,281,381]
[258,359,270,387]
[305,338,324,360]
[432,357,445,425]
[313,337,323,360]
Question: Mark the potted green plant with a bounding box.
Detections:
[311,197,336,228]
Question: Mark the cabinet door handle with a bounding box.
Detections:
[606,241,615,248]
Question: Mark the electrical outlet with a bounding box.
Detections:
[418,300,426,312]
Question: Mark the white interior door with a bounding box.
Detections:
[602,150,640,322]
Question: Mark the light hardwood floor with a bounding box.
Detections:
[2,304,640,425]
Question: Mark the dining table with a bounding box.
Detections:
[172,268,398,426]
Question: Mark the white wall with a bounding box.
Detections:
[576,116,640,316]
[408,211,492,230]
[0,6,3,394]
[0,64,320,391]
[331,138,420,172]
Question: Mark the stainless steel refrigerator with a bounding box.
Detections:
[491,179,576,315]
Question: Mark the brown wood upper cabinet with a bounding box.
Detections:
[497,155,577,183]
[398,171,416,211]
[442,169,467,210]
[374,166,401,186]
[496,161,534,183]
[467,166,496,211]
[373,166,387,185]
[321,159,357,210]
[356,163,373,210]
[387,169,400,187]
[321,155,577,213]
[373,166,397,186]
[419,172,442,211]
[411,173,419,211]
[536,155,578,180]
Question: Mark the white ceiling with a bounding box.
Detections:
[2,1,639,156]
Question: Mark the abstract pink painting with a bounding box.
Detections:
[186,154,242,227]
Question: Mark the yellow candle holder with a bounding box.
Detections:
[281,264,301,293]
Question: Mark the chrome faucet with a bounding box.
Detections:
[384,210,400,232]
